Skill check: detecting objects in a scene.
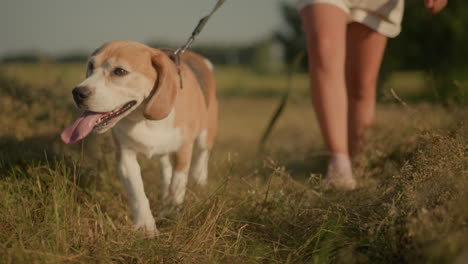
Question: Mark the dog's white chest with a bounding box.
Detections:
[113,110,183,158]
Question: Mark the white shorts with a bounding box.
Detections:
[297,0,404,38]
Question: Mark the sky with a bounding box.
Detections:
[1,0,297,57]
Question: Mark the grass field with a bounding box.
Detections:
[0,63,467,263]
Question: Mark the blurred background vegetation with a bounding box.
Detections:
[1,1,467,105]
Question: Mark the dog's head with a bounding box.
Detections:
[61,41,179,144]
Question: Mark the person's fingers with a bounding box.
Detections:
[435,0,448,13]
[425,0,435,9]
[425,0,447,14]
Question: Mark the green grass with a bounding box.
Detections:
[0,63,467,263]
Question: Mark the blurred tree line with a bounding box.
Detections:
[274,0,468,104]
[1,40,280,74]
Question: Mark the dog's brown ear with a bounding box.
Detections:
[143,52,178,120]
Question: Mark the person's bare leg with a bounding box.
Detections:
[346,23,387,158]
[300,4,356,189]
[300,4,348,155]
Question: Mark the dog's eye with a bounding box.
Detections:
[113,67,129,77]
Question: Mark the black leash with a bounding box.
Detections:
[259,52,305,153]
[170,0,226,88]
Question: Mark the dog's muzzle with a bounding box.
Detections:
[72,86,92,105]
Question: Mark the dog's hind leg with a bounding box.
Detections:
[190,130,210,186]
[160,154,173,201]
[190,147,209,186]
[117,147,157,235]
[169,143,194,205]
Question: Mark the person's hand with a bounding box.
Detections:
[424,0,448,14]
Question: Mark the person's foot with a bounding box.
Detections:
[323,153,357,190]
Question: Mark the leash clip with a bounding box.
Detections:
[169,53,184,89]
[170,0,226,90]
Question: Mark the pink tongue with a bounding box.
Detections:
[61,111,105,144]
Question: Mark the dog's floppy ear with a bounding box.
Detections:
[143,51,178,120]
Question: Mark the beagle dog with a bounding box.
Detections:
[61,41,218,235]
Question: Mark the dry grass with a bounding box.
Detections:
[0,63,467,263]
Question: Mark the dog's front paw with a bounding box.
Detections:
[134,216,159,237]
[134,222,159,237]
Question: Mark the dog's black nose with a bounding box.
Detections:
[72,86,91,104]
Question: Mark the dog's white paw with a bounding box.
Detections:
[134,222,159,237]
[191,149,209,186]
[192,168,208,186]
[134,215,158,237]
